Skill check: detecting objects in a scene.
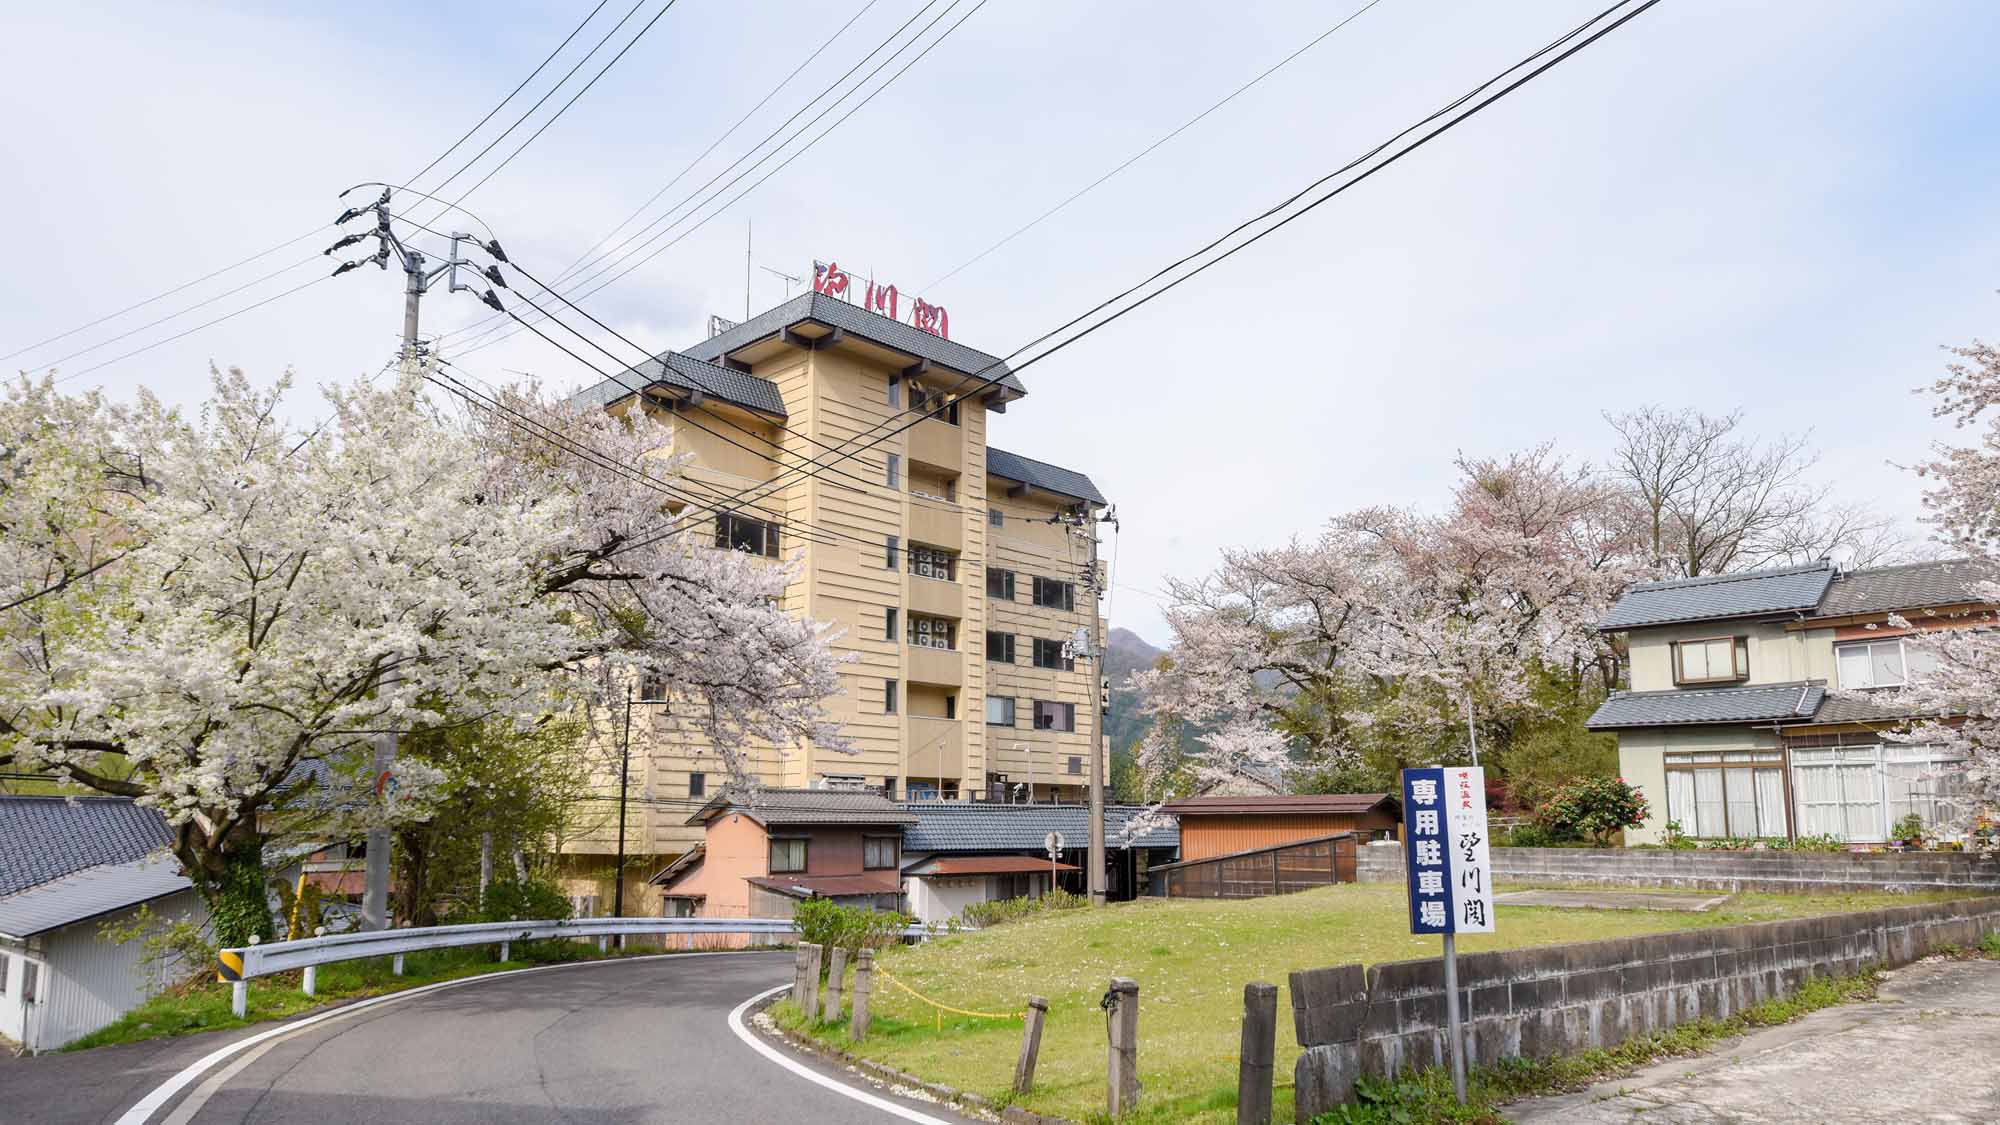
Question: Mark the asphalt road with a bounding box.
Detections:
[7,951,980,1125]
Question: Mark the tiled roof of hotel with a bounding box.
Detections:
[1811,558,2000,618]
[987,447,1107,505]
[0,796,174,896]
[1586,681,1825,730]
[684,292,1028,396]
[1597,564,1834,631]
[900,802,1178,852]
[564,350,788,418]
[686,787,918,827]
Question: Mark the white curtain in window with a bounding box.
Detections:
[1836,645,1872,689]
[1755,768,1787,837]
[1694,769,1726,837]
[1793,764,1844,838]
[1724,768,1758,837]
[1668,770,1697,834]
[1840,763,1881,841]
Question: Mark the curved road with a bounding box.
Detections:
[132,952,978,1124]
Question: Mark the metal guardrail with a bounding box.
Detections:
[216,916,943,1017]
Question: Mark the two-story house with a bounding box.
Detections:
[652,788,917,919]
[557,292,1109,911]
[1588,558,1996,845]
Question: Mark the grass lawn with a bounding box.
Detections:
[773,883,1977,1124]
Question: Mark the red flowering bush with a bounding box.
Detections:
[1537,776,1649,847]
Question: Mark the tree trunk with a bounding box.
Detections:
[204,826,274,948]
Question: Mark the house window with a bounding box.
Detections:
[864,836,899,869]
[663,897,696,918]
[1671,636,1748,685]
[769,838,808,874]
[1791,744,1967,842]
[1034,700,1075,732]
[988,508,1003,528]
[1663,750,1786,839]
[21,960,38,1003]
[907,544,956,581]
[885,607,898,642]
[715,512,780,558]
[986,631,1015,663]
[886,535,899,569]
[986,696,1016,726]
[1032,577,1077,611]
[908,614,956,650]
[1836,638,1939,690]
[986,567,1015,600]
[995,873,1032,900]
[1067,755,1083,775]
[0,952,8,996]
[886,453,900,490]
[689,772,706,798]
[1033,637,1075,671]
[882,777,897,800]
[885,678,898,714]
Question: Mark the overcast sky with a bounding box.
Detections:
[4,0,1997,645]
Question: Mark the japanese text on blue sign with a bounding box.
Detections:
[1401,766,1495,935]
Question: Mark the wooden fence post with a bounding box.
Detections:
[791,943,811,1008]
[823,946,849,1023]
[1237,982,1277,1125]
[849,949,874,1041]
[800,944,824,1020]
[1107,976,1140,1115]
[1014,995,1049,1095]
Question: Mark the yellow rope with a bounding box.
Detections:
[874,965,1024,1025]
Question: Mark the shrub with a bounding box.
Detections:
[1891,813,1926,844]
[1498,822,1576,849]
[958,888,1087,928]
[1661,820,1698,850]
[793,898,910,954]
[1537,776,1649,846]
[99,905,218,993]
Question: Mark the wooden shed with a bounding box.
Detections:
[1161,794,1401,862]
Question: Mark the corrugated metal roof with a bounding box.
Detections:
[1812,558,2000,618]
[900,803,1178,852]
[564,350,789,419]
[687,787,919,828]
[1161,794,1398,817]
[0,797,174,896]
[1598,564,1834,631]
[1586,681,1824,730]
[683,292,1029,396]
[0,856,192,939]
[986,447,1107,505]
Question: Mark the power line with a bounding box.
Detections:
[916,0,1390,295]
[51,274,332,386]
[30,254,321,372]
[601,0,1663,561]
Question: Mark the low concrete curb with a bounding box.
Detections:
[748,993,1074,1125]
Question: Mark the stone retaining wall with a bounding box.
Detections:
[1287,895,2000,1119]
[1355,843,2000,893]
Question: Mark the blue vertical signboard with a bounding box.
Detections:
[1401,764,1494,1105]
[1401,767,1454,933]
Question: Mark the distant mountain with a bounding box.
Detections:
[1104,627,1166,792]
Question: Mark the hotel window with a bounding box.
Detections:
[986,696,1016,726]
[769,838,808,874]
[884,678,898,714]
[715,512,780,558]
[987,567,1016,600]
[886,453,900,490]
[1791,744,1967,842]
[1835,638,1939,690]
[908,614,956,650]
[988,508,1003,528]
[1034,700,1075,732]
[986,631,1015,663]
[887,374,900,409]
[886,535,899,569]
[1662,750,1786,839]
[885,607,898,641]
[1032,637,1074,671]
[689,772,706,798]
[638,674,667,702]
[907,544,956,581]
[1033,576,1077,611]
[1671,635,1748,685]
[1066,755,1083,775]
[863,836,899,870]
[910,381,959,425]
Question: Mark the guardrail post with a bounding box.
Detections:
[392,953,405,977]
[1237,982,1277,1125]
[231,979,247,1019]
[800,944,824,1019]
[849,950,874,1041]
[1014,995,1049,1095]
[499,939,510,963]
[302,965,316,997]
[598,935,609,953]
[1107,976,1140,1116]
[823,946,849,1023]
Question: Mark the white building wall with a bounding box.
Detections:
[902,871,1054,925]
[9,889,207,1052]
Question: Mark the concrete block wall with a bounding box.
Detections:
[1289,895,2000,1119]
[1355,844,2000,894]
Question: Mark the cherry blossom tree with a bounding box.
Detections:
[0,367,845,941]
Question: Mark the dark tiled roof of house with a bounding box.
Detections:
[564,350,788,418]
[987,447,1107,505]
[1597,564,1834,631]
[1811,558,2000,618]
[745,871,902,900]
[900,803,1179,852]
[1806,693,1917,726]
[685,787,919,828]
[0,797,174,896]
[684,292,1028,396]
[1585,681,1825,730]
[1161,794,1399,817]
[0,855,192,940]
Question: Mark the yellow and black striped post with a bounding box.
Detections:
[217,949,245,983]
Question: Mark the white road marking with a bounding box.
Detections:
[116,950,778,1125]
[726,984,963,1125]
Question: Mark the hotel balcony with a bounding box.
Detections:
[905,643,964,688]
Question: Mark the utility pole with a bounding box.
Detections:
[616,686,633,918]
[1056,504,1117,906]
[326,187,477,933]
